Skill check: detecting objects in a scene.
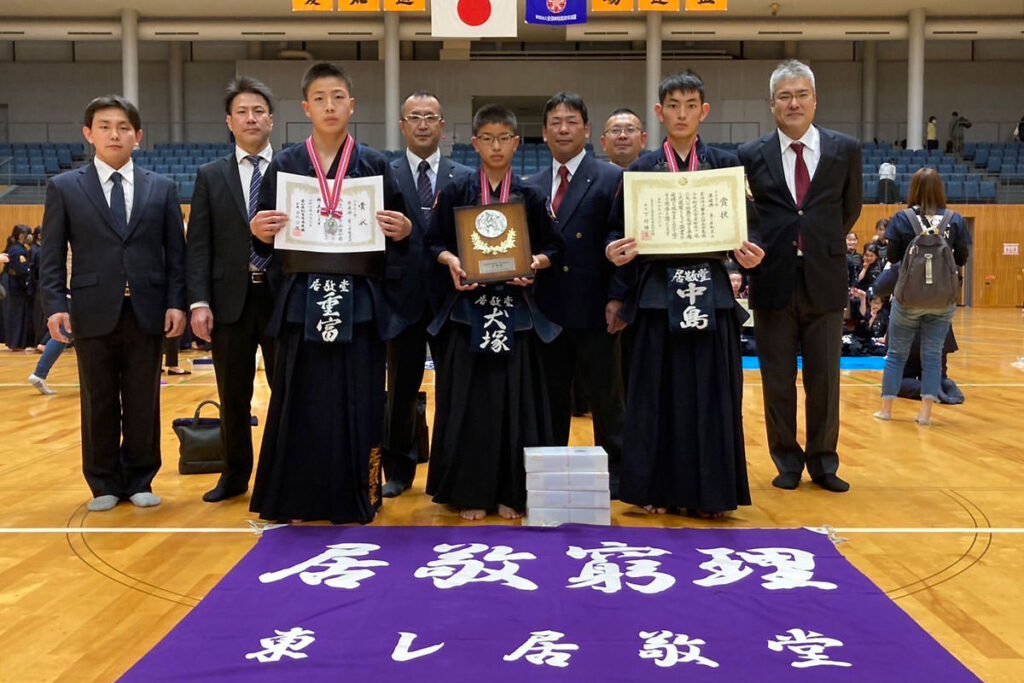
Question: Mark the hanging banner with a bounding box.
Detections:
[431,0,518,38]
[292,0,334,11]
[526,0,587,25]
[591,0,634,12]
[384,0,425,10]
[639,0,680,10]
[337,0,381,10]
[685,0,727,10]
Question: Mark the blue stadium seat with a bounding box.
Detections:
[945,180,965,203]
[979,181,996,202]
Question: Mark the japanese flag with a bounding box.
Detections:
[431,0,518,39]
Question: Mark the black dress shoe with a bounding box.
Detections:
[812,474,850,493]
[381,479,410,498]
[772,472,801,490]
[202,483,248,503]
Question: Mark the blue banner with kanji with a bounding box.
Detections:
[526,0,587,25]
[122,525,979,681]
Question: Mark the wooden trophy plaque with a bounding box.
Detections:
[453,202,534,284]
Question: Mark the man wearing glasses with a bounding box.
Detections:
[383,90,471,498]
[600,108,648,169]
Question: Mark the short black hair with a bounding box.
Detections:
[301,62,353,100]
[225,76,275,115]
[542,92,588,126]
[83,95,141,131]
[403,90,442,114]
[658,70,706,105]
[609,107,641,119]
[473,104,517,135]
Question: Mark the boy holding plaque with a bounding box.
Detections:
[423,104,563,521]
[247,62,412,524]
[605,71,764,519]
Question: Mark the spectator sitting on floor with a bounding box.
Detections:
[857,243,883,291]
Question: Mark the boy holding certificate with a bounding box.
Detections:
[248,62,412,524]
[424,104,563,521]
[605,71,764,519]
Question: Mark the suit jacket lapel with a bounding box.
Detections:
[761,131,794,208]
[219,154,248,223]
[555,153,595,228]
[393,158,424,226]
[436,156,458,198]
[75,165,122,237]
[536,167,554,201]
[126,167,153,238]
[807,125,838,199]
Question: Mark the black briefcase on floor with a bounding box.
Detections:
[172,400,258,474]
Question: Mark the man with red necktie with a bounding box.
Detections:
[738,60,863,494]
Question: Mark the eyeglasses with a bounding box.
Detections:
[773,90,814,105]
[475,134,517,145]
[604,126,642,137]
[402,114,442,124]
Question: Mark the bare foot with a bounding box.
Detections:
[693,509,727,520]
[497,504,522,519]
[642,505,668,514]
[460,508,486,521]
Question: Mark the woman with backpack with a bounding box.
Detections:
[874,168,971,425]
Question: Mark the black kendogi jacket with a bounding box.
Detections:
[424,171,564,342]
[608,137,761,325]
[255,139,410,341]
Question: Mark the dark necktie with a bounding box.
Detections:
[247,155,271,272]
[552,165,570,214]
[790,141,810,206]
[417,159,434,214]
[109,171,128,235]
[790,141,810,252]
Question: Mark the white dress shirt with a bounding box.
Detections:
[777,126,821,205]
[94,157,134,219]
[235,144,274,210]
[406,147,441,199]
[551,149,586,200]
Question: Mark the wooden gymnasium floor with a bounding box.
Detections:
[0,306,1022,682]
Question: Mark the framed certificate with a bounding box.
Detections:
[274,172,385,254]
[454,202,534,284]
[624,166,747,255]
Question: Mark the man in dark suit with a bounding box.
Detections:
[186,76,278,502]
[382,90,471,497]
[41,95,186,511]
[528,92,625,492]
[738,60,863,493]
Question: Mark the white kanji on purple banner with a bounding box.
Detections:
[414,543,538,591]
[638,630,719,668]
[244,627,316,663]
[566,542,675,594]
[693,547,838,590]
[258,543,388,589]
[767,628,852,668]
[503,630,579,668]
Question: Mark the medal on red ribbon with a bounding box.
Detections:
[662,138,700,173]
[479,166,512,206]
[305,134,355,228]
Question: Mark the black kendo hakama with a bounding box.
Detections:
[249,140,409,524]
[424,173,563,512]
[611,140,757,515]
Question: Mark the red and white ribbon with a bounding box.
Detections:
[305,134,355,219]
[663,138,700,173]
[479,167,512,206]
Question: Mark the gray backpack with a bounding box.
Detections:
[893,208,957,309]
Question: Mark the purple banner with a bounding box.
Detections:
[525,0,587,25]
[122,525,979,682]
